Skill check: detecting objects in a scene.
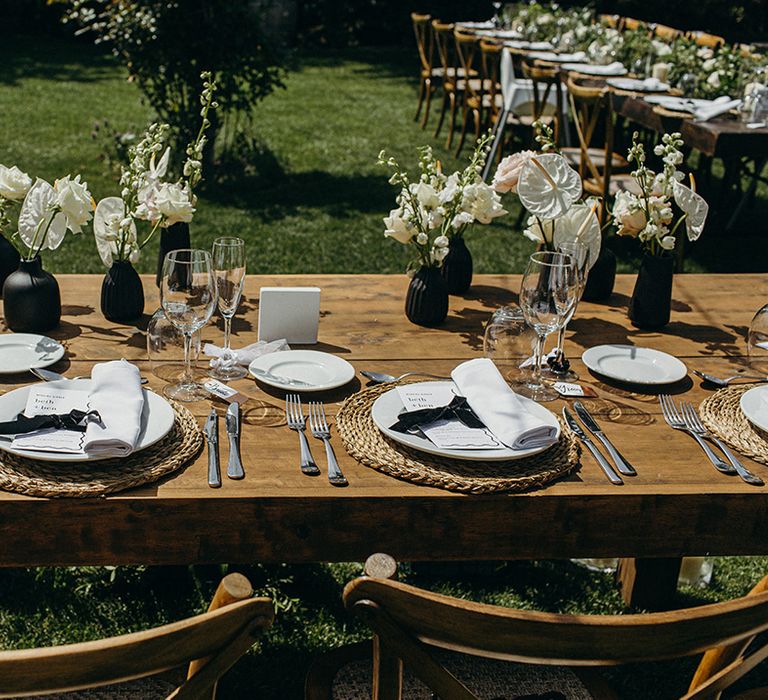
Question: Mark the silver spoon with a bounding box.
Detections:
[692,369,768,388]
[360,370,451,384]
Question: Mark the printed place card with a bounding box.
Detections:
[11,387,90,454]
[396,383,457,412]
[421,419,502,450]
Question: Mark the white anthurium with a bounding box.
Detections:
[17,178,68,253]
[672,179,708,241]
[517,154,582,220]
[552,201,602,270]
[94,197,137,267]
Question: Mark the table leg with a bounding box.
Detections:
[616,557,681,610]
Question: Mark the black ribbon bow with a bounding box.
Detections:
[389,395,484,434]
[0,409,102,436]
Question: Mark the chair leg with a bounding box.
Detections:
[420,79,433,129]
[414,78,425,122]
[446,93,459,149]
[455,105,472,157]
[434,91,449,138]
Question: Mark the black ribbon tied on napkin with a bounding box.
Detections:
[0,409,102,436]
[389,395,484,435]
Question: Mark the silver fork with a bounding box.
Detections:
[285,394,320,476]
[658,394,735,475]
[308,402,348,487]
[682,402,764,486]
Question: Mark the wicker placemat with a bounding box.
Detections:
[336,382,580,494]
[699,384,768,466]
[0,402,203,498]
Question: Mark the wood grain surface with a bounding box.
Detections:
[0,274,766,567]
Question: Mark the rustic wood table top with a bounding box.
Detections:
[0,273,766,569]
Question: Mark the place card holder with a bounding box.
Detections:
[258,287,321,344]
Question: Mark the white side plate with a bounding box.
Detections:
[248,350,355,392]
[371,381,559,462]
[0,379,175,462]
[740,385,768,433]
[582,345,688,385]
[0,334,64,375]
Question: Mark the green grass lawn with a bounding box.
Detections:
[2,32,768,699]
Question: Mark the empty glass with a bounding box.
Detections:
[209,237,247,381]
[483,305,537,386]
[160,249,217,402]
[147,307,202,383]
[519,251,579,402]
[748,303,768,374]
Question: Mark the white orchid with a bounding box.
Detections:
[517,154,582,219]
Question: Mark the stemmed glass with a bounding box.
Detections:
[492,1,503,28]
[543,240,592,383]
[209,237,247,381]
[160,249,218,402]
[518,251,579,402]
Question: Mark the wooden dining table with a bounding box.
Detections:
[1,273,767,609]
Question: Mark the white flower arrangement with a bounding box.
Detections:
[614,132,708,255]
[92,71,218,267]
[0,163,94,261]
[378,134,506,273]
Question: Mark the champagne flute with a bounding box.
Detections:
[518,251,579,402]
[209,237,247,381]
[160,249,217,402]
[543,240,592,382]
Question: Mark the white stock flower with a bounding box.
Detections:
[698,47,714,60]
[702,58,717,72]
[460,182,506,224]
[612,190,646,238]
[451,211,474,230]
[648,195,673,225]
[431,245,449,263]
[439,173,461,206]
[410,182,440,210]
[54,175,93,233]
[384,208,415,244]
[416,232,428,245]
[707,71,721,88]
[659,235,676,250]
[652,40,672,57]
[0,165,32,200]
[434,235,449,248]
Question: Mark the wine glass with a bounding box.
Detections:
[209,237,247,381]
[542,240,592,383]
[160,249,217,402]
[518,251,579,402]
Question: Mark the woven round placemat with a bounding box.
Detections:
[336,382,580,494]
[0,402,203,498]
[699,384,768,466]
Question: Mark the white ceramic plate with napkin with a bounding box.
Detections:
[739,385,768,433]
[606,77,669,92]
[527,50,587,63]
[561,62,627,76]
[371,373,559,462]
[582,345,687,385]
[0,334,64,375]
[0,377,174,462]
[248,350,355,392]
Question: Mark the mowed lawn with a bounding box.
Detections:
[2,30,768,700]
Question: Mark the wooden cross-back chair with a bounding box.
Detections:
[598,13,620,29]
[622,17,647,32]
[653,23,683,42]
[410,13,434,129]
[0,574,274,700]
[565,76,638,224]
[431,20,462,146]
[690,31,726,49]
[320,567,768,700]
[521,60,562,144]
[452,29,484,156]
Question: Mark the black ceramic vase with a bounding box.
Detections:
[628,253,674,329]
[155,221,191,286]
[2,257,61,332]
[582,247,617,302]
[441,236,473,295]
[0,233,21,298]
[405,266,449,327]
[101,260,145,323]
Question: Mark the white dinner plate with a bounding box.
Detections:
[740,385,768,433]
[0,379,175,462]
[248,350,355,392]
[371,381,560,462]
[561,62,628,76]
[0,334,64,375]
[582,345,688,385]
[606,77,670,92]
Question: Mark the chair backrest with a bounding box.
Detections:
[411,13,433,73]
[432,20,457,85]
[454,29,481,99]
[654,23,682,42]
[480,39,503,116]
[598,13,620,29]
[622,16,647,32]
[690,31,726,48]
[344,574,768,700]
[0,574,274,699]
[521,60,563,141]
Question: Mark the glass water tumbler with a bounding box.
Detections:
[483,305,537,385]
[748,303,768,375]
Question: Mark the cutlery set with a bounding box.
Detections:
[204,402,245,488]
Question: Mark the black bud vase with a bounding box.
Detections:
[101,260,145,323]
[441,236,473,295]
[2,257,61,332]
[582,247,616,302]
[0,233,21,298]
[156,222,191,286]
[629,253,674,329]
[405,266,449,327]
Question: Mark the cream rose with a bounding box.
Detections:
[460,182,506,224]
[383,208,414,244]
[492,151,535,193]
[153,182,196,226]
[54,175,93,233]
[0,165,32,200]
[613,191,646,237]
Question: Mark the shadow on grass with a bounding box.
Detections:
[295,46,418,83]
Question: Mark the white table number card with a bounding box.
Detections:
[10,387,90,454]
[258,287,321,344]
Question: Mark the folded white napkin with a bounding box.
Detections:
[451,358,559,450]
[694,97,741,122]
[84,360,145,458]
[562,61,627,76]
[204,339,290,370]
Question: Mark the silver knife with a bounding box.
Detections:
[204,408,221,488]
[225,402,245,480]
[250,367,312,387]
[573,401,637,477]
[563,408,623,485]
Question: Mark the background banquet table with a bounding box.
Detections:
[1,274,767,607]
